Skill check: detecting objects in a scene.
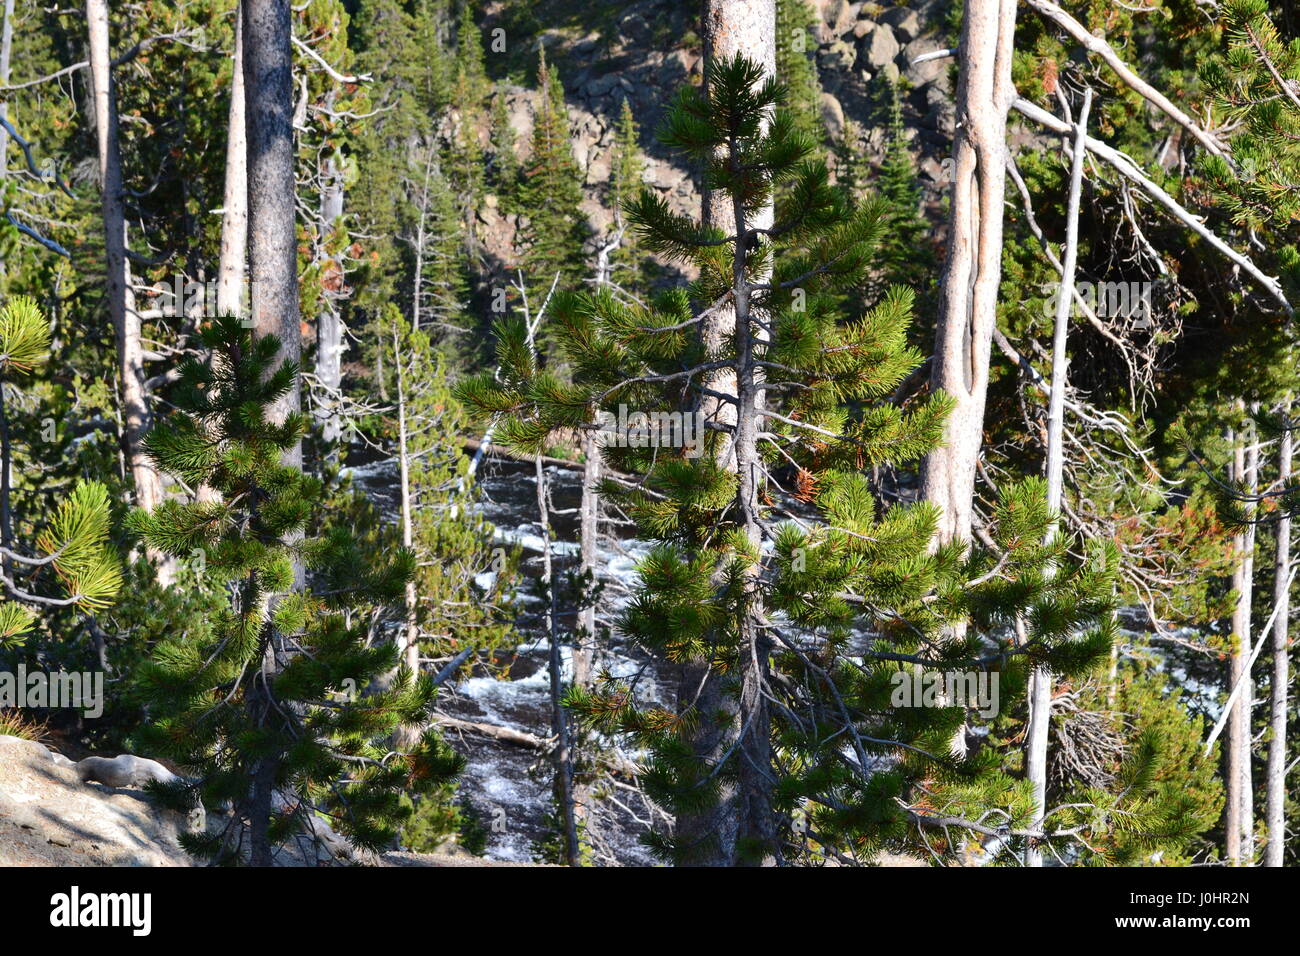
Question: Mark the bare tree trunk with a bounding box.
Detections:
[0,0,11,580]
[576,430,599,689]
[1265,408,1291,867]
[217,8,248,321]
[87,0,164,519]
[392,328,422,751]
[1241,418,1259,859]
[536,451,580,865]
[674,0,778,868]
[1225,414,1257,865]
[243,0,301,441]
[241,0,300,867]
[0,0,14,189]
[315,142,345,450]
[1026,87,1091,868]
[918,0,1018,545]
[410,144,435,332]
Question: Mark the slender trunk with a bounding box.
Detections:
[917,0,1018,545]
[1265,409,1291,867]
[514,298,579,864]
[1226,414,1257,865]
[536,452,580,865]
[1241,418,1259,858]
[0,0,9,577]
[0,384,11,583]
[676,0,777,868]
[0,0,14,188]
[393,329,422,750]
[217,8,249,321]
[1026,88,1091,868]
[87,0,164,519]
[241,0,300,866]
[411,145,435,333]
[576,432,599,688]
[315,141,346,451]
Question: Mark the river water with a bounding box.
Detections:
[347,453,666,865]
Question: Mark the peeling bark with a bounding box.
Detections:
[919,0,1018,546]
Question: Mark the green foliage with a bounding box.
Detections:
[128,316,461,863]
[1201,0,1300,232]
[607,99,650,287]
[775,0,824,148]
[518,49,590,293]
[1031,665,1223,866]
[0,296,51,374]
[462,55,1121,865]
[0,297,121,649]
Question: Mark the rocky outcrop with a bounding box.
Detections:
[0,734,194,867]
[477,0,958,277]
[0,735,536,867]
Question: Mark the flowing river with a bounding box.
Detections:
[347,452,666,865]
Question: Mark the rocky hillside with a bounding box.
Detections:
[476,0,956,267]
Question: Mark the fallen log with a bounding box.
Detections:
[431,712,642,779]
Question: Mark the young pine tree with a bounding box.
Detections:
[447,1,489,218]
[461,56,1140,866]
[128,315,462,864]
[607,98,646,288]
[518,49,589,292]
[774,0,823,148]
[870,75,933,305]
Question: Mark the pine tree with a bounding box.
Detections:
[871,75,933,303]
[1058,670,1224,865]
[350,0,454,313]
[0,296,120,647]
[774,0,823,147]
[607,98,645,287]
[832,118,872,200]
[489,89,519,201]
[447,1,489,217]
[1200,0,1300,238]
[128,315,462,864]
[403,148,471,351]
[374,304,516,680]
[518,49,589,292]
[460,56,1139,866]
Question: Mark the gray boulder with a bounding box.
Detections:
[77,753,181,790]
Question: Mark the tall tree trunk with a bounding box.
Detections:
[393,328,422,751]
[576,432,599,688]
[1242,428,1258,859]
[241,0,300,867]
[217,7,249,321]
[1026,87,1091,868]
[87,0,164,517]
[1226,414,1257,865]
[243,0,301,440]
[1265,407,1291,867]
[0,0,14,190]
[315,142,345,451]
[675,0,777,867]
[536,451,579,865]
[0,0,11,581]
[917,0,1017,545]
